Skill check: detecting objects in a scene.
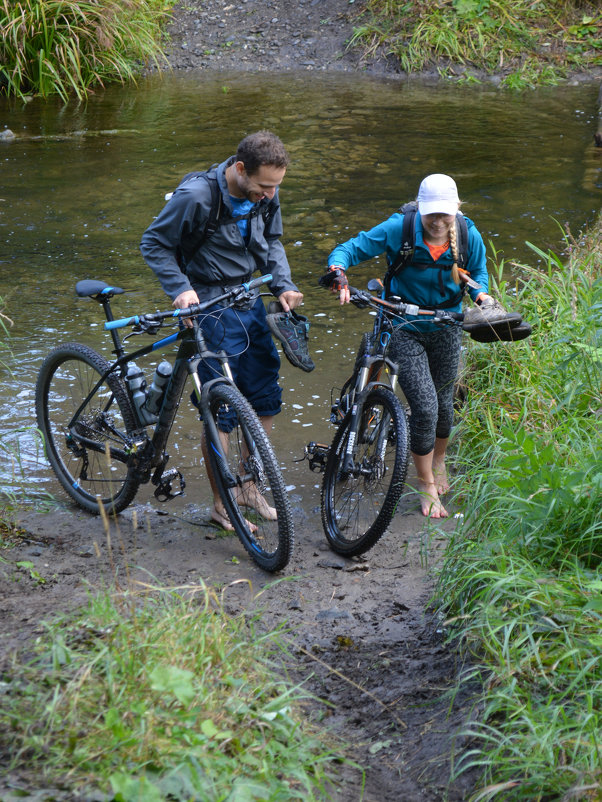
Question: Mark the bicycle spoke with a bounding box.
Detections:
[322,387,409,556]
[36,344,140,514]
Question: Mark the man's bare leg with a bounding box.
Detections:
[202,416,276,529]
[234,415,277,520]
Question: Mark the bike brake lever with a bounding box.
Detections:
[231,287,252,307]
[133,318,163,335]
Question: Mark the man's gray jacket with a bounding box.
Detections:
[140,157,298,304]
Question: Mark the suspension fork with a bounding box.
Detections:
[340,364,371,475]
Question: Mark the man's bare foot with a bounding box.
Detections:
[235,483,277,520]
[210,501,257,533]
[417,481,449,518]
[432,461,450,496]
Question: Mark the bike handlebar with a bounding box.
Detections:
[105,274,273,331]
[347,286,464,323]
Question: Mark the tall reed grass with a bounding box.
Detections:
[437,217,602,799]
[0,0,172,101]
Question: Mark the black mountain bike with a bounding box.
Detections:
[35,276,294,572]
[305,279,464,557]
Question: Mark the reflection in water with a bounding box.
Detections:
[1,71,600,499]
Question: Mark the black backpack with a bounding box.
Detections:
[383,201,469,302]
[168,165,279,269]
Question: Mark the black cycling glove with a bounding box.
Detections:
[318,266,349,291]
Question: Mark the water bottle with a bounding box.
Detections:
[144,360,172,416]
[126,362,154,425]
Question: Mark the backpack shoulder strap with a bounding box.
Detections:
[455,213,468,268]
[175,165,223,268]
[384,204,416,295]
[259,196,279,233]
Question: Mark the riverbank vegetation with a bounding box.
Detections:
[0,579,346,799]
[2,0,601,100]
[351,0,601,88]
[0,0,172,101]
[437,213,602,798]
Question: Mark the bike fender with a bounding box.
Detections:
[198,376,232,418]
[360,381,396,399]
[198,378,238,488]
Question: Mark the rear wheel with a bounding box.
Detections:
[35,343,141,514]
[205,382,294,572]
[321,386,409,556]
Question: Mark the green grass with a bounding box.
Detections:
[1,580,347,800]
[0,0,174,101]
[348,0,602,88]
[435,215,602,798]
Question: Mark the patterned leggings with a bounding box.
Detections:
[388,325,463,456]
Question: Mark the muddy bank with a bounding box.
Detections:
[158,0,602,89]
[0,480,479,800]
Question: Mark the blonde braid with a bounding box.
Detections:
[449,217,461,284]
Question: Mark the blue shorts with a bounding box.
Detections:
[193,296,281,431]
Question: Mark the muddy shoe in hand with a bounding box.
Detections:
[266,301,315,372]
[463,298,522,336]
[470,319,533,343]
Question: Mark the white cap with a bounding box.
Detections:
[417,174,460,216]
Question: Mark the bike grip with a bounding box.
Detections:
[105,316,139,330]
[242,274,272,291]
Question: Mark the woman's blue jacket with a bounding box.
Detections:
[328,211,488,317]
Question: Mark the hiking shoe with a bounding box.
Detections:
[266,301,315,372]
[470,320,533,343]
[462,298,522,334]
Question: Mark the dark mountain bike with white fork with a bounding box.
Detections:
[305,279,465,557]
[35,275,293,572]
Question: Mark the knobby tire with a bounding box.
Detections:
[35,343,140,515]
[205,382,293,572]
[321,385,409,556]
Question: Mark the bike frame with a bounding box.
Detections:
[68,287,249,499]
[306,283,463,475]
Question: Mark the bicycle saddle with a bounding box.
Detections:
[76,279,125,299]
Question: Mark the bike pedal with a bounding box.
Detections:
[153,468,186,502]
[303,441,329,473]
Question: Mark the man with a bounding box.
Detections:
[140,130,303,529]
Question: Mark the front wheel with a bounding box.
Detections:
[35,343,141,515]
[204,382,294,572]
[321,386,409,557]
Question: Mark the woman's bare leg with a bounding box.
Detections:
[411,450,449,518]
[432,437,450,496]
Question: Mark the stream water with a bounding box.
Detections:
[1,71,600,504]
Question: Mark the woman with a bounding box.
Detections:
[323,174,493,518]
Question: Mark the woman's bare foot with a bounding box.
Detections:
[235,482,277,520]
[432,460,450,496]
[210,501,257,532]
[417,481,449,518]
